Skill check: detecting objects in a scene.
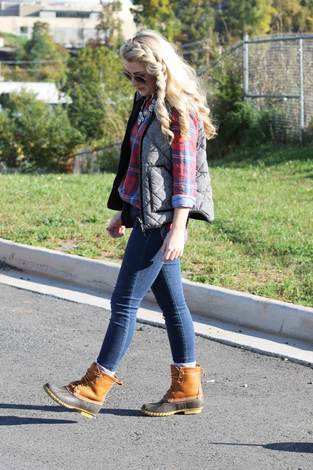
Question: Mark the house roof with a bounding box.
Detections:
[0,81,70,103]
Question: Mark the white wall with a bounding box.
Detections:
[0,1,137,46]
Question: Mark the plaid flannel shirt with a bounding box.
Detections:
[118,96,198,212]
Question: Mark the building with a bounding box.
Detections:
[0,81,70,104]
[0,0,136,47]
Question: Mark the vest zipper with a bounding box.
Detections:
[137,216,145,233]
[138,112,154,233]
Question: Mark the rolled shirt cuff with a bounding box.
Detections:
[171,195,196,208]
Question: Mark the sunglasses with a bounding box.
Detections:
[122,70,147,84]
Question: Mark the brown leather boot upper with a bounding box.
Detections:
[162,364,204,403]
[66,362,122,404]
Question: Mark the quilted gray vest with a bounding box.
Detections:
[138,111,214,229]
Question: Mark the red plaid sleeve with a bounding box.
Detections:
[170,108,198,208]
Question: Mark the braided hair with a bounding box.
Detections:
[120,30,217,144]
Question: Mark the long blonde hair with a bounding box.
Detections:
[120,29,217,143]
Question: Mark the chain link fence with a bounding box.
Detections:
[211,33,313,143]
[71,143,121,174]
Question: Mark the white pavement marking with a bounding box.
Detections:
[1,269,313,368]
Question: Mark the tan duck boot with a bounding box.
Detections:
[141,363,204,417]
[43,362,122,418]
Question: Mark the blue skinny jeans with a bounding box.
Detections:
[96,206,196,372]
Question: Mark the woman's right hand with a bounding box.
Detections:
[106,211,126,238]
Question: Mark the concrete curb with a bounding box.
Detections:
[1,269,313,368]
[1,238,313,345]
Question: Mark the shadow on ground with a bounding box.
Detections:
[0,403,141,418]
[209,441,313,453]
[0,415,77,425]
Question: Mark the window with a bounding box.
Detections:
[55,11,90,18]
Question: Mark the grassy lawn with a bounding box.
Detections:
[0,143,312,307]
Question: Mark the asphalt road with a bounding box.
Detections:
[1,282,313,470]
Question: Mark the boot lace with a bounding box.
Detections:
[163,369,184,401]
[67,365,99,392]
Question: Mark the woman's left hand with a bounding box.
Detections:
[160,227,188,261]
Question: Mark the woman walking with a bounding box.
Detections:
[43,29,216,418]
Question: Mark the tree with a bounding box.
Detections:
[0,109,16,167]
[271,0,307,33]
[0,92,82,170]
[172,0,216,68]
[215,0,274,43]
[96,0,124,48]
[305,0,313,30]
[131,0,181,41]
[64,45,133,144]
[17,21,69,83]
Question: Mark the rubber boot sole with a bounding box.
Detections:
[141,397,204,417]
[43,384,96,419]
[142,406,203,417]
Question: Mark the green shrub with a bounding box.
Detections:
[0,92,82,171]
[0,109,17,167]
[225,100,287,143]
[207,55,289,158]
[208,99,289,158]
[95,144,121,173]
[64,45,133,144]
[303,117,313,144]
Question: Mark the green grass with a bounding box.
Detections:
[0,143,312,307]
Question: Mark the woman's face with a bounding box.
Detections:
[123,60,156,97]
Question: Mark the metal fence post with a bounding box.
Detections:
[213,33,313,142]
[299,38,305,143]
[243,33,249,98]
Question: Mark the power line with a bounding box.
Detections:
[0,59,68,64]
